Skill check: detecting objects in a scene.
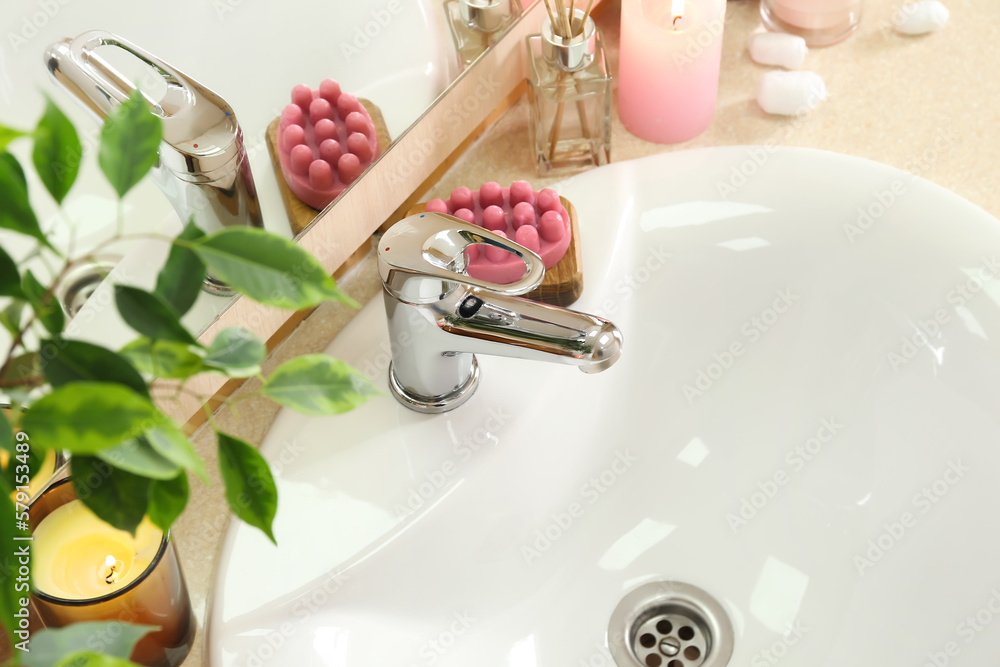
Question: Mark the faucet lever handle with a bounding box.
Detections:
[379,212,546,298]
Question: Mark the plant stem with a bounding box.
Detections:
[0,375,43,390]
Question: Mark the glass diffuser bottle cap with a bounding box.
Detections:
[460,0,511,32]
[542,10,597,72]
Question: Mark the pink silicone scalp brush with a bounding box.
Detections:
[277,79,380,210]
[425,181,572,284]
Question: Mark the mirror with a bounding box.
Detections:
[0,0,535,380]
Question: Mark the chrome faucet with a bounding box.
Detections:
[378,213,623,413]
[45,30,263,296]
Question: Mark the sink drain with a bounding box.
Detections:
[608,582,733,667]
[56,256,121,318]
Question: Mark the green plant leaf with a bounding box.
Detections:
[145,422,208,482]
[261,354,379,416]
[114,285,197,345]
[0,245,25,300]
[71,455,150,535]
[147,472,189,533]
[54,651,144,667]
[0,153,50,248]
[193,227,356,310]
[203,327,266,378]
[154,220,206,316]
[97,437,182,480]
[22,382,160,454]
[120,337,205,379]
[43,339,149,398]
[22,270,64,335]
[0,411,12,456]
[0,124,29,152]
[0,151,26,188]
[98,90,162,198]
[1,351,41,390]
[22,622,158,667]
[0,300,24,336]
[217,433,277,544]
[32,96,82,204]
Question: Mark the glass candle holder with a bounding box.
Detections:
[27,478,195,667]
[618,0,727,144]
[760,0,862,47]
[526,9,612,174]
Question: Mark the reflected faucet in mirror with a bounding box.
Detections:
[378,212,623,413]
[45,30,263,297]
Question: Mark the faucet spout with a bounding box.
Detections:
[379,213,623,413]
[441,290,622,373]
[45,30,263,296]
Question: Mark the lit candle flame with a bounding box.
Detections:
[101,554,125,585]
[672,0,684,27]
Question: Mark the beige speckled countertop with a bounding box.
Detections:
[176,0,1000,663]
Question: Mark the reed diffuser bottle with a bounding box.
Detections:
[526,1,611,174]
[446,0,523,69]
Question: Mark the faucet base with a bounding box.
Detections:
[388,356,481,414]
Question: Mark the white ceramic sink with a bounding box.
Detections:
[210,147,1000,666]
[0,0,454,352]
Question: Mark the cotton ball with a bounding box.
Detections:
[748,32,808,70]
[756,71,827,116]
[894,0,949,35]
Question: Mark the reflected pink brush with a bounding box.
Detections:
[277,79,381,210]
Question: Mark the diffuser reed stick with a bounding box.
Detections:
[546,0,595,160]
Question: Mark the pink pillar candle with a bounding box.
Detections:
[618,0,727,144]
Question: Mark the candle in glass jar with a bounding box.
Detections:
[618,0,727,144]
[28,479,195,667]
[32,500,162,599]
